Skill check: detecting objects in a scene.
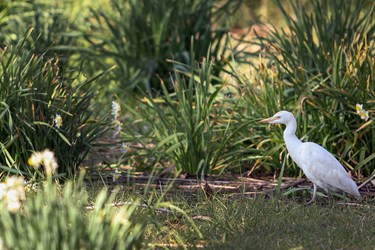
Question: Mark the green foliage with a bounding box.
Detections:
[0,29,111,177]
[237,0,375,176]
[0,177,144,249]
[0,0,82,73]
[82,0,243,94]
[130,49,257,177]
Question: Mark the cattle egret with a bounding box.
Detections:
[260,111,361,203]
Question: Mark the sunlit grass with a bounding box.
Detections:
[148,191,375,249]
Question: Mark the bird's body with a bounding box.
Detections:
[261,111,360,202]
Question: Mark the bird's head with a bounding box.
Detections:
[260,111,295,125]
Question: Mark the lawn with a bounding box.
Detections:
[84,170,375,249]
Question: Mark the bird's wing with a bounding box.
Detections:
[298,142,359,197]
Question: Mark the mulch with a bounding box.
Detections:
[84,167,375,199]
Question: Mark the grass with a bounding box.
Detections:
[148,191,375,249]
[1,167,374,249]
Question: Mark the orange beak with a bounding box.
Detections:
[259,117,278,123]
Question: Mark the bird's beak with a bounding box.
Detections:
[259,117,278,123]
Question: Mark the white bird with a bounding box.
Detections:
[260,110,361,203]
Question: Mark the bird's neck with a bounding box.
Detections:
[283,119,303,163]
[283,119,298,139]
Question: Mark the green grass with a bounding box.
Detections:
[152,192,375,249]
[1,170,374,249]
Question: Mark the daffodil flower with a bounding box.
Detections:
[28,149,59,176]
[355,104,363,114]
[355,103,370,121]
[359,109,369,121]
[0,176,25,212]
[54,114,63,128]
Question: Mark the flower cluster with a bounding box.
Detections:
[111,101,121,120]
[112,101,123,137]
[356,104,369,121]
[28,149,59,176]
[0,176,25,212]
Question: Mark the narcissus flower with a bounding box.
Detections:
[356,103,369,121]
[28,149,58,176]
[54,114,63,128]
[0,176,25,212]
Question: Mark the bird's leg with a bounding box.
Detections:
[326,189,333,205]
[307,184,317,205]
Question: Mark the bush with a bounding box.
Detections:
[0,29,111,177]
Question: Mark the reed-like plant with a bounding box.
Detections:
[82,0,243,94]
[0,175,145,249]
[0,29,111,177]
[240,0,375,177]
[0,0,82,73]
[133,48,257,178]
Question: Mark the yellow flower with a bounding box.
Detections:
[28,152,44,168]
[356,103,363,114]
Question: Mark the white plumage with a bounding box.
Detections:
[260,111,360,203]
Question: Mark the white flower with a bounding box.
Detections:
[42,150,59,175]
[0,176,25,213]
[54,114,63,129]
[359,110,369,121]
[28,149,59,176]
[6,200,21,213]
[28,151,44,168]
[0,183,6,200]
[111,101,121,120]
[355,103,370,121]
